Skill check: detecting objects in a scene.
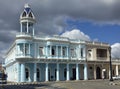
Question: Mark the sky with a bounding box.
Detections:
[0,0,120,62]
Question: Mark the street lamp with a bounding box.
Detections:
[109,47,113,81]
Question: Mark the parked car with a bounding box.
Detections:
[112,75,120,80]
[0,72,7,84]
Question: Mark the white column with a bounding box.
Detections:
[56,63,59,81]
[94,64,96,79]
[29,44,30,55]
[50,46,52,57]
[21,63,25,82]
[76,63,79,80]
[56,45,58,58]
[67,64,70,81]
[17,62,20,82]
[61,46,63,57]
[33,27,35,36]
[79,45,81,58]
[34,63,37,82]
[23,43,25,56]
[20,23,22,33]
[16,44,18,56]
[45,63,48,81]
[83,46,86,58]
[34,43,37,58]
[27,21,29,33]
[67,46,69,58]
[116,65,119,76]
[84,63,88,80]
[46,45,48,57]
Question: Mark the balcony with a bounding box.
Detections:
[16,54,32,58]
[97,57,108,61]
[86,41,109,46]
[37,55,46,59]
[16,32,33,39]
[87,57,108,62]
[47,55,69,59]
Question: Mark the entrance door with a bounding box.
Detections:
[25,68,29,81]
[48,69,50,81]
[72,68,76,80]
[37,68,40,81]
[96,67,101,79]
[64,68,67,80]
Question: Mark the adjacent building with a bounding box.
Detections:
[4,4,111,82]
[111,58,120,77]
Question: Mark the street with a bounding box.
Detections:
[0,80,120,89]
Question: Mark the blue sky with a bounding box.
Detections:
[65,19,120,45]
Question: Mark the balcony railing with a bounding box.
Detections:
[87,57,108,61]
[16,32,33,38]
[47,55,68,59]
[97,57,108,60]
[16,54,32,58]
[86,41,109,46]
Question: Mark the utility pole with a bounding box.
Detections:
[109,47,113,81]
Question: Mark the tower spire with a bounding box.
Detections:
[20,4,36,36]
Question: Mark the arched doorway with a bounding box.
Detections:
[72,68,76,80]
[37,68,40,81]
[25,68,29,81]
[48,69,50,81]
[64,68,67,80]
[96,67,101,79]
[55,69,57,80]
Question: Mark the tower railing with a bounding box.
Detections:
[16,32,33,38]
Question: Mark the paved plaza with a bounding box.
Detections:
[0,80,120,89]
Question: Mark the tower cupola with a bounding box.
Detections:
[20,4,36,36]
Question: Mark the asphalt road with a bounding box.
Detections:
[0,80,120,89]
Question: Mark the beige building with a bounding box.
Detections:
[86,41,110,79]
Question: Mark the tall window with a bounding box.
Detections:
[88,49,91,58]
[62,47,66,56]
[18,44,24,55]
[52,47,55,56]
[25,44,29,55]
[55,69,57,80]
[64,68,67,79]
[28,23,33,34]
[39,47,44,56]
[71,49,76,58]
[37,68,40,80]
[97,49,107,58]
[25,68,29,80]
[81,48,83,58]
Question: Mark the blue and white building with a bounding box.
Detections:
[5,4,111,82]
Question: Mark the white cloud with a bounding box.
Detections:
[111,43,120,58]
[61,29,90,41]
[0,0,120,62]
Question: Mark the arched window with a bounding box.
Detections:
[52,48,55,56]
[29,12,33,18]
[37,68,40,79]
[96,67,101,79]
[25,68,29,80]
[22,11,26,17]
[62,47,66,56]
